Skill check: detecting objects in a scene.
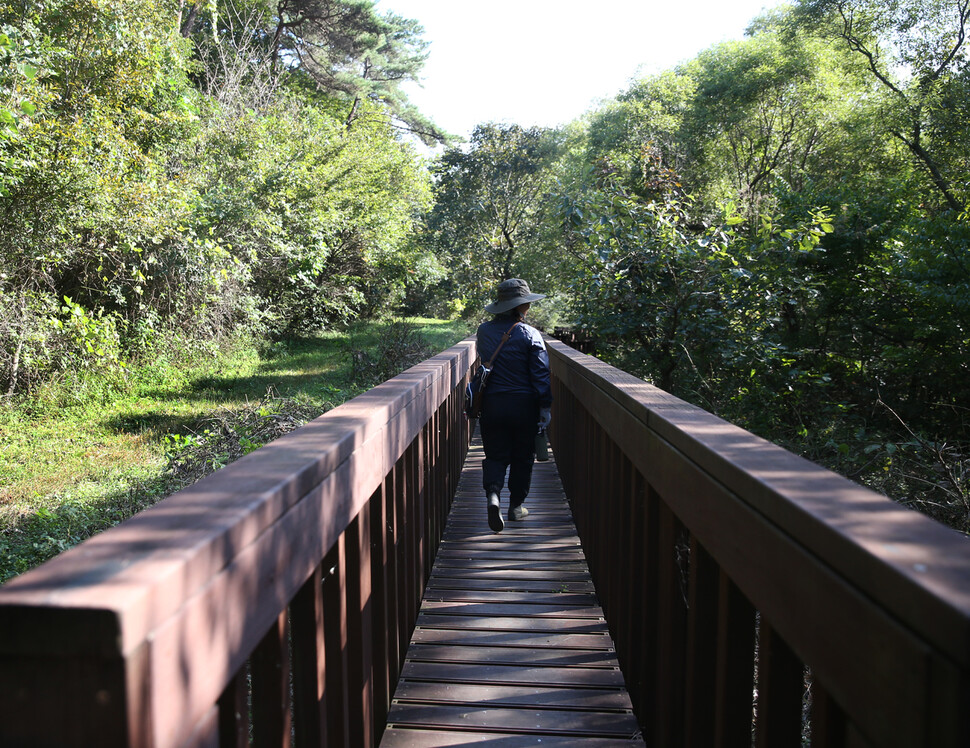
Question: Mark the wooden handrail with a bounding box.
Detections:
[0,339,474,748]
[3,335,968,747]
[546,338,970,748]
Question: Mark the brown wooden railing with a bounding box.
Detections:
[3,336,969,748]
[547,339,970,748]
[0,340,473,748]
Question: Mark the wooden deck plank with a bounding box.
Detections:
[420,590,599,606]
[391,682,634,710]
[385,703,640,736]
[404,644,620,667]
[425,578,596,593]
[419,601,605,618]
[415,615,610,634]
[379,440,645,746]
[381,728,641,747]
[408,629,614,650]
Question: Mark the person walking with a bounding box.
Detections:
[476,278,552,533]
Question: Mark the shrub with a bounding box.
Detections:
[349,319,436,386]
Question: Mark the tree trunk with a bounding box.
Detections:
[898,128,964,213]
[345,96,361,129]
[180,2,199,38]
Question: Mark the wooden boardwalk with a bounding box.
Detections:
[380,438,644,747]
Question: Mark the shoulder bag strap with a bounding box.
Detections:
[485,321,520,368]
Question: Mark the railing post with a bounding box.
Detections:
[291,564,327,747]
[323,537,350,748]
[685,537,720,748]
[713,572,756,747]
[250,611,291,748]
[755,620,805,747]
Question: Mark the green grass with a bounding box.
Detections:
[0,317,472,583]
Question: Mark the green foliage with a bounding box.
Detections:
[180,92,431,334]
[162,387,320,488]
[558,160,833,396]
[424,123,564,314]
[349,318,436,386]
[527,2,970,534]
[793,0,970,212]
[0,0,436,398]
[1,317,470,583]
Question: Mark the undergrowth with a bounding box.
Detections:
[0,317,471,584]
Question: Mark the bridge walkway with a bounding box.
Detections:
[380,438,645,746]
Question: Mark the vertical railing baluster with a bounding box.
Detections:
[755,620,805,747]
[323,537,350,748]
[655,503,688,746]
[428,409,438,562]
[345,509,374,748]
[628,473,652,726]
[250,610,291,748]
[597,442,623,633]
[384,468,401,684]
[370,483,390,735]
[395,455,410,666]
[291,564,327,747]
[417,426,428,586]
[407,435,424,621]
[614,451,635,678]
[401,444,414,641]
[685,537,719,748]
[714,572,756,748]
[218,668,249,748]
[635,481,660,731]
[812,681,848,748]
[580,404,594,556]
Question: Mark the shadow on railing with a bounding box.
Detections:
[3,336,969,748]
[547,339,970,748]
[0,340,474,748]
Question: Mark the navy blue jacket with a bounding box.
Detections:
[476,315,552,408]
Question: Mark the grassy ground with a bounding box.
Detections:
[0,318,472,583]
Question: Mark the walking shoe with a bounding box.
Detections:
[508,504,529,521]
[487,492,504,533]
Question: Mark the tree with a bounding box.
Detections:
[0,0,434,394]
[425,123,561,312]
[579,11,870,220]
[190,0,447,144]
[0,0,197,305]
[339,12,446,143]
[795,0,970,212]
[685,29,850,211]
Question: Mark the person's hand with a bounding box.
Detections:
[539,407,552,430]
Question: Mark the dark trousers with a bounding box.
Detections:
[480,393,538,507]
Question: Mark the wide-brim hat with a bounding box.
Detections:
[485,278,546,314]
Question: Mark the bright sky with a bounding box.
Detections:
[376,0,780,142]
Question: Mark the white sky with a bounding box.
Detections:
[376,0,780,141]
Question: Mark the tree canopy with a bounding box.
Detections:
[1,1,967,531]
[415,3,970,531]
[0,0,437,394]
[423,123,563,312]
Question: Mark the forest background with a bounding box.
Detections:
[1,0,968,581]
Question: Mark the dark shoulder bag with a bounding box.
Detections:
[464,321,520,418]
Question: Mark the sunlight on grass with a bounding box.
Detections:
[0,318,472,583]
